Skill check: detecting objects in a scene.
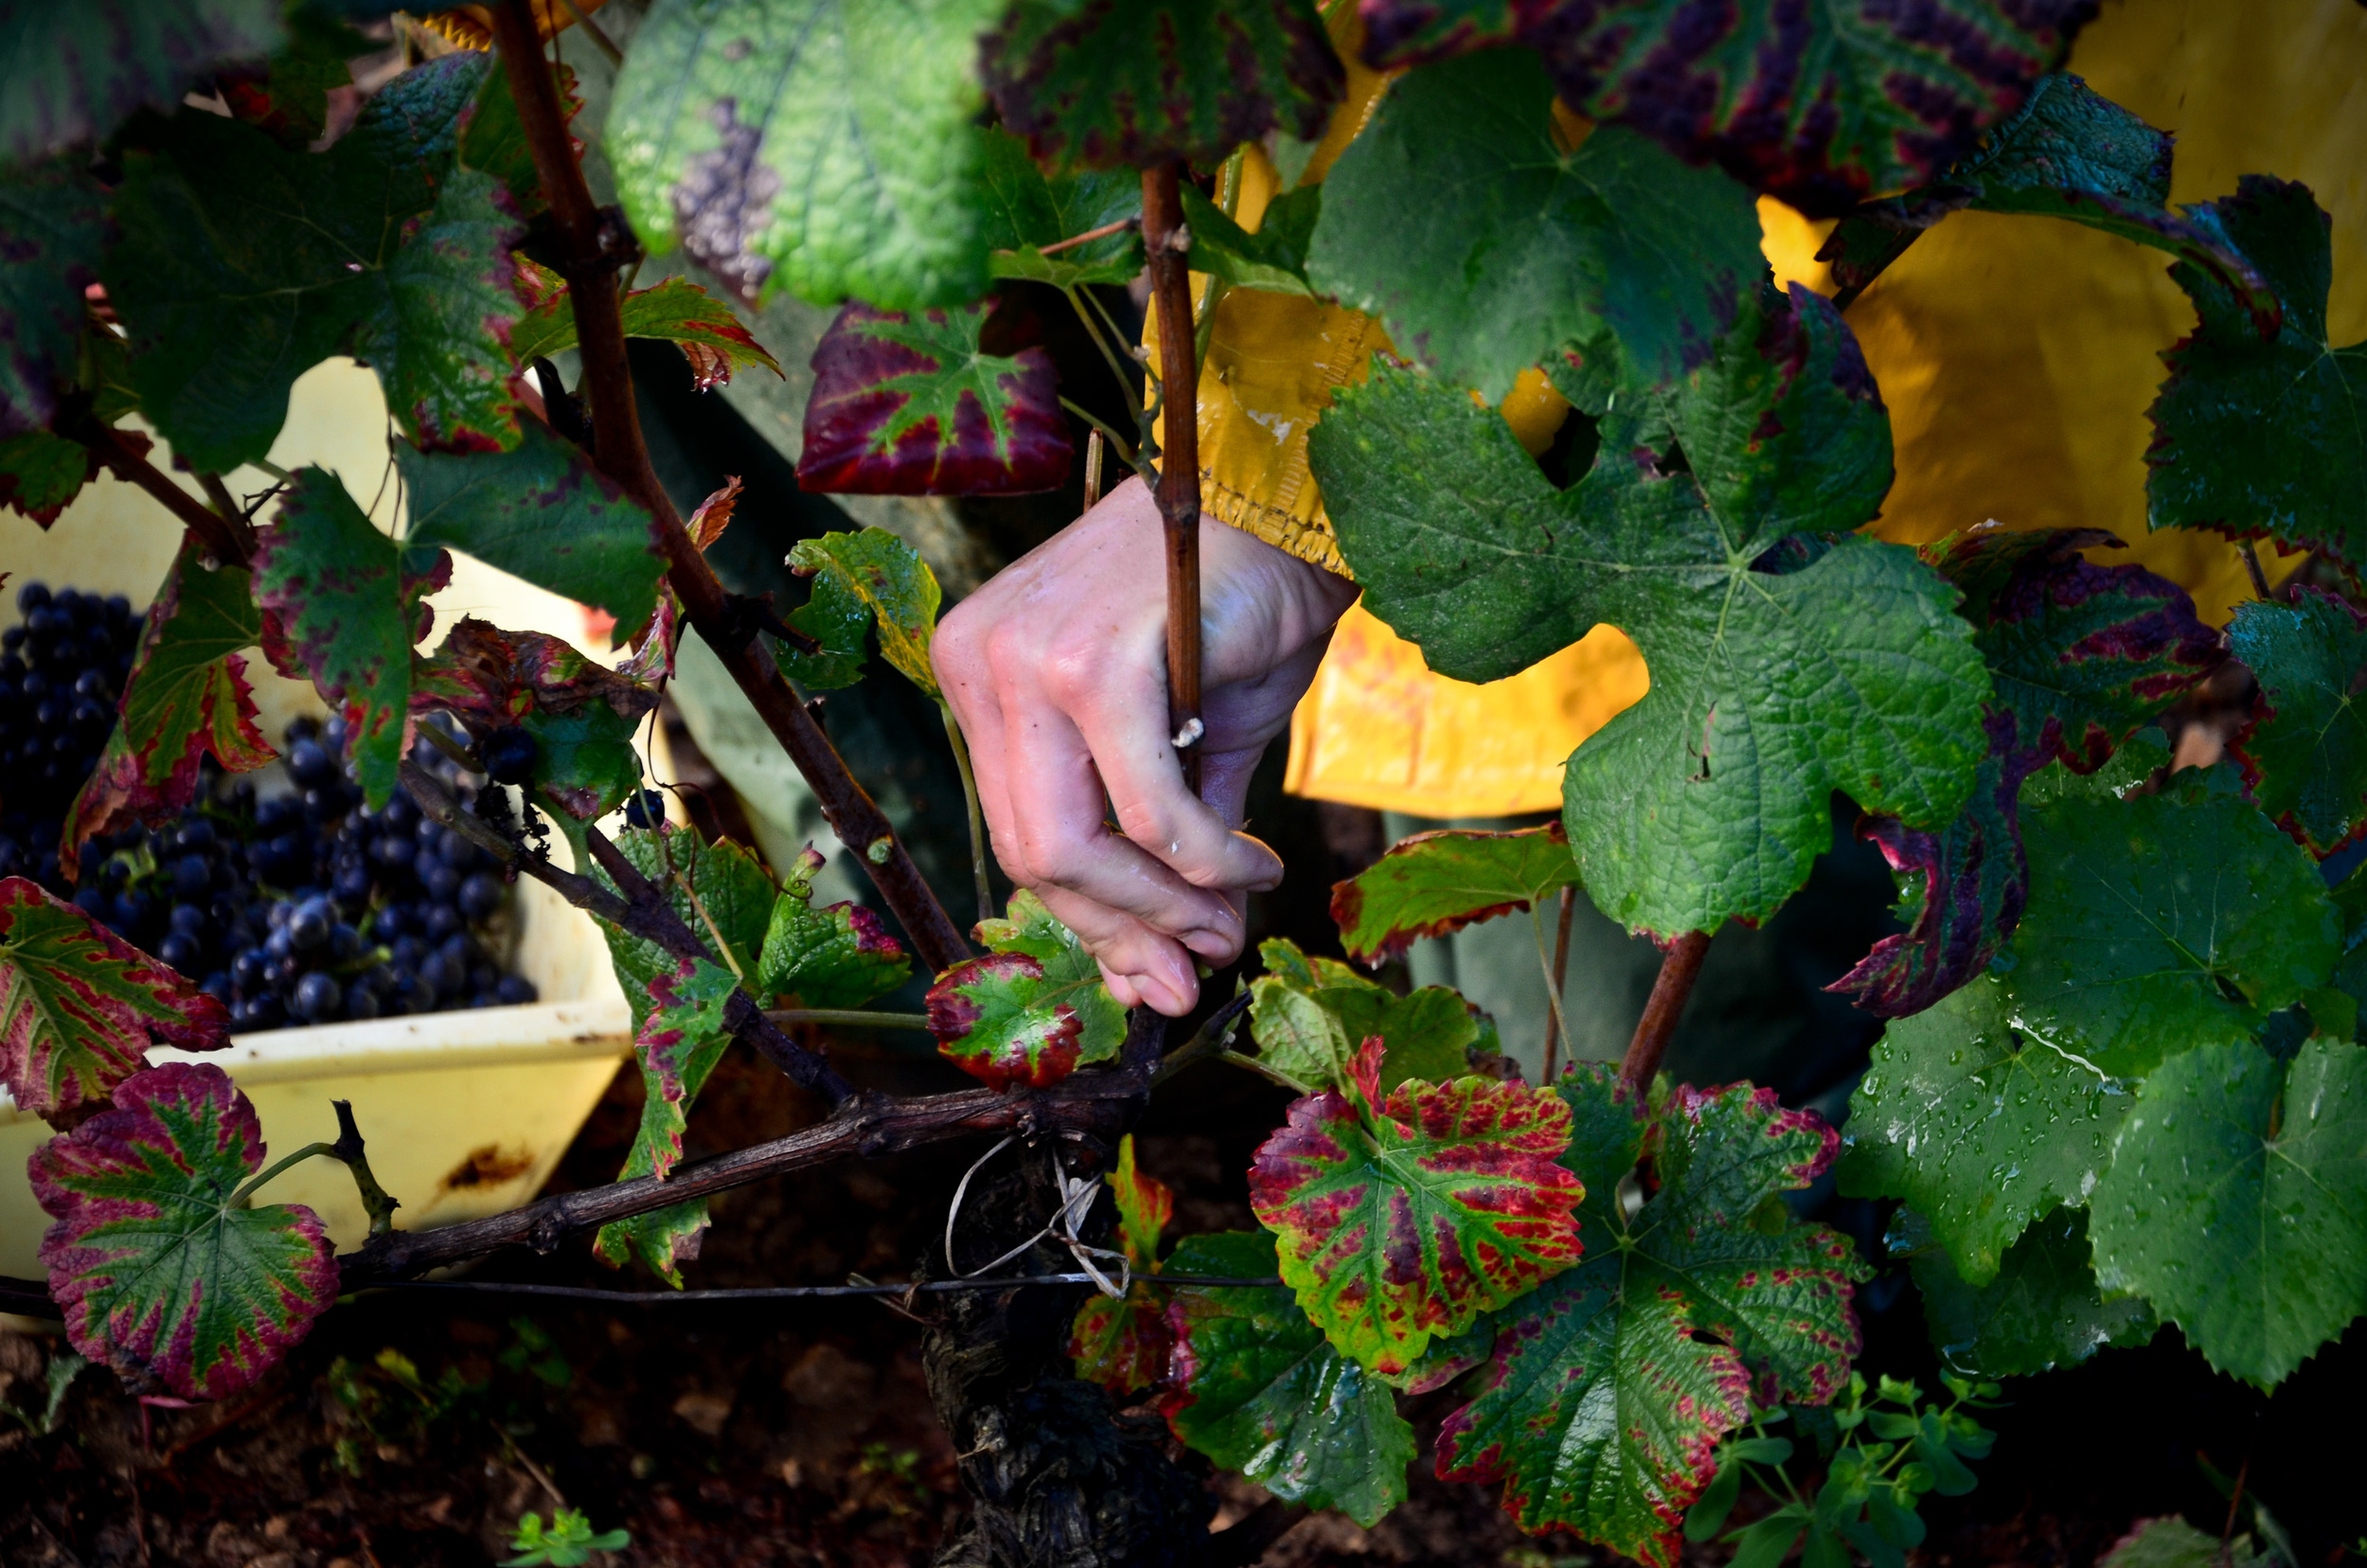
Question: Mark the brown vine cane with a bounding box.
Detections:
[1141,164,1205,795]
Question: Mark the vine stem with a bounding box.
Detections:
[64,412,255,567]
[1141,164,1205,793]
[939,702,995,925]
[2237,538,2271,599]
[1544,884,1575,1081]
[489,0,968,972]
[1619,928,1712,1091]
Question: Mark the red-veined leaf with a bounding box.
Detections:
[752,846,910,1010]
[1069,1134,1176,1396]
[32,1061,335,1400]
[796,302,1070,497]
[0,877,228,1122]
[1331,823,1577,967]
[928,888,1124,1091]
[1249,1040,1582,1376]
[592,955,739,1286]
[1438,1068,1864,1568]
[62,540,275,864]
[507,275,784,391]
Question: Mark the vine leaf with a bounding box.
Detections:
[32,1061,336,1401]
[1245,936,1484,1096]
[605,0,1004,310]
[1158,1229,1415,1527]
[927,889,1124,1091]
[63,539,275,862]
[982,0,1342,172]
[751,846,910,1010]
[2090,1039,2367,1389]
[2009,783,2340,1077]
[1437,1068,1864,1568]
[1834,527,2219,1016]
[398,419,667,644]
[1178,183,1320,297]
[1839,975,2131,1285]
[410,617,658,732]
[1888,1207,2154,1380]
[784,526,945,699]
[0,876,230,1122]
[2227,587,2367,857]
[108,54,526,471]
[1305,48,1762,401]
[1313,285,1988,938]
[1819,73,2277,329]
[218,10,365,149]
[0,0,284,169]
[0,429,105,525]
[591,828,776,1283]
[252,469,420,809]
[2146,176,2367,573]
[978,130,1143,289]
[1355,0,2090,217]
[796,302,1071,497]
[773,564,871,693]
[1070,1134,1178,1397]
[454,50,578,219]
[1249,1040,1582,1376]
[1330,822,1576,967]
[0,154,109,434]
[507,274,784,392]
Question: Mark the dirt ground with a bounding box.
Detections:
[5,1037,2358,1568]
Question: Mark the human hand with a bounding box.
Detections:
[932,477,1360,1016]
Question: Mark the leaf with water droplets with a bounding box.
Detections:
[1888,1205,2153,1378]
[1437,1068,1865,1568]
[1841,975,2132,1284]
[2009,783,2340,1076]
[2089,1038,2367,1389]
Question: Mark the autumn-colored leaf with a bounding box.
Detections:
[1331,823,1576,967]
[33,1062,335,1400]
[63,539,276,864]
[1245,936,1486,1096]
[928,888,1125,1090]
[1250,1040,1582,1376]
[752,846,910,1010]
[785,526,945,699]
[410,616,658,729]
[593,955,739,1287]
[0,877,229,1122]
[507,275,784,391]
[796,302,1070,497]
[1069,1134,1177,1396]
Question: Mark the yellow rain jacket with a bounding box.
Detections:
[1150,0,2367,820]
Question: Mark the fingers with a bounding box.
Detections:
[1030,883,1200,1016]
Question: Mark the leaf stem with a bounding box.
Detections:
[762,1008,933,1030]
[1036,216,1138,257]
[1056,396,1139,471]
[1142,164,1205,794]
[939,702,995,925]
[550,0,622,66]
[1537,887,1575,1080]
[63,412,255,567]
[487,0,969,972]
[1620,928,1712,1091]
[2238,538,2271,599]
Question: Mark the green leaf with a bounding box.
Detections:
[784,527,943,699]
[1437,1069,1866,1568]
[593,825,776,1030]
[2146,176,2367,572]
[1355,0,2089,217]
[978,130,1144,288]
[2090,1039,2367,1389]
[604,0,1003,310]
[1068,1135,1176,1396]
[1244,936,1481,1096]
[107,54,526,470]
[2010,784,2340,1076]
[926,888,1125,1090]
[774,566,870,692]
[1312,288,1987,938]
[0,876,231,1120]
[521,703,645,831]
[0,155,109,434]
[0,0,283,169]
[1330,822,1576,967]
[218,9,365,149]
[454,53,578,219]
[1306,49,1762,401]
[398,419,666,641]
[2227,588,2367,857]
[593,956,739,1286]
[1821,74,2277,327]
[1178,183,1319,296]
[0,429,100,524]
[1158,1229,1415,1527]
[506,275,785,391]
[795,302,1072,497]
[2101,1517,2276,1568]
[63,540,275,860]
[751,846,910,1009]
[1840,975,2132,1284]
[1890,1206,2155,1379]
[251,469,416,808]
[1250,1040,1582,1376]
[32,1062,335,1400]
[981,0,1343,171]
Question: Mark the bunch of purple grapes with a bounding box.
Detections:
[5,579,541,1031]
[0,580,143,887]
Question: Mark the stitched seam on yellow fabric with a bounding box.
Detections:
[1201,471,1352,578]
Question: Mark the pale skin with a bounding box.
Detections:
[932,476,1361,1016]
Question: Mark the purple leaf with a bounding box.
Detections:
[33,1062,336,1401]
